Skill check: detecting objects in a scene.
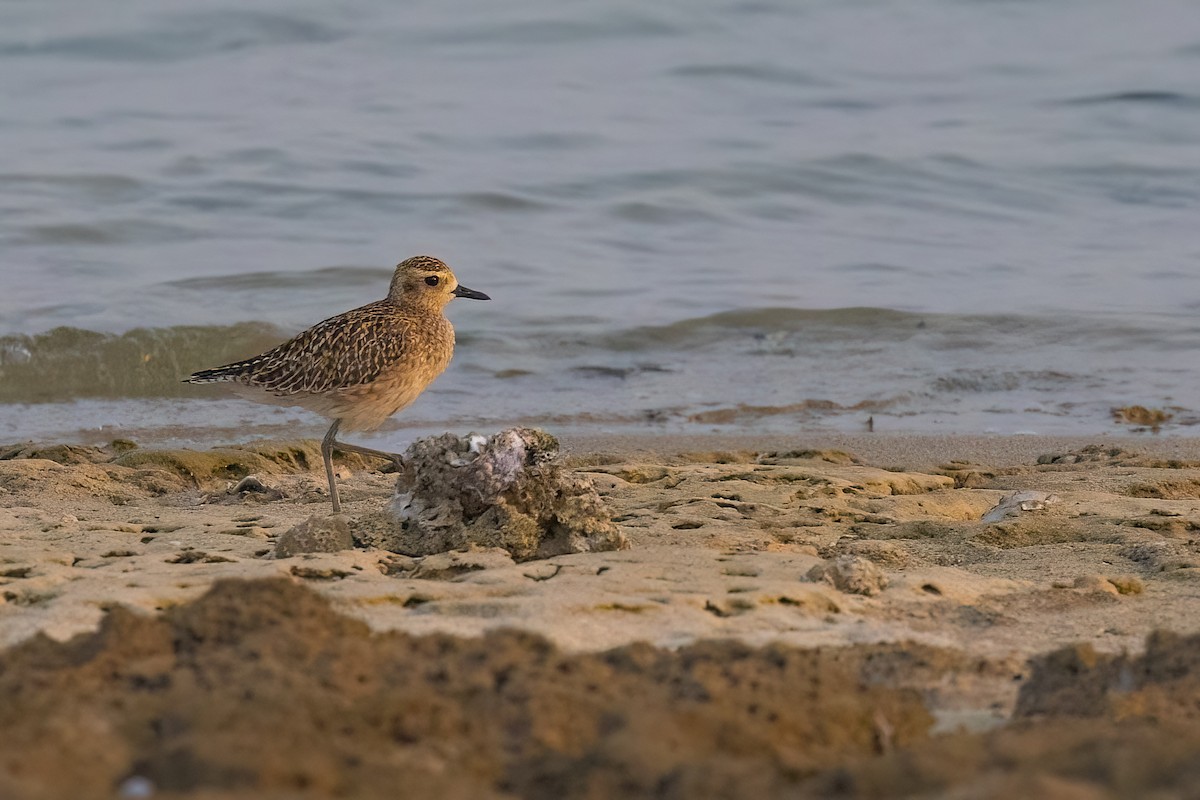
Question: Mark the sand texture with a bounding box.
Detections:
[2,433,1200,797]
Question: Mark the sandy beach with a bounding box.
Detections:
[7,0,1200,796]
[1,430,1199,797]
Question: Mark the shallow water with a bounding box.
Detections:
[3,0,1199,444]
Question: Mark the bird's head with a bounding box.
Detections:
[388,255,490,307]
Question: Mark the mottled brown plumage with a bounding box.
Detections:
[186,255,489,512]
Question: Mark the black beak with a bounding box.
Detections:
[452,285,490,300]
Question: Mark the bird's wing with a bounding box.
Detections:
[236,305,414,395]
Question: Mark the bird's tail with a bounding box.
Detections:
[183,360,254,384]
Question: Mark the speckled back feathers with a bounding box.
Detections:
[185,256,473,431]
[187,300,452,395]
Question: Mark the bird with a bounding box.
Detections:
[184,255,490,513]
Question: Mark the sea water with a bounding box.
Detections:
[3,0,1199,445]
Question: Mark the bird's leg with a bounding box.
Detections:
[321,419,342,514]
[322,421,405,512]
[331,439,406,470]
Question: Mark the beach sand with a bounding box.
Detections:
[2,431,1199,798]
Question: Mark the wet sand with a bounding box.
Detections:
[2,432,1200,798]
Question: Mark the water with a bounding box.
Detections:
[2,0,1200,445]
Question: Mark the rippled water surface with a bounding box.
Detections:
[3,0,1200,443]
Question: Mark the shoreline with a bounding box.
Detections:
[1,429,1197,653]
[556,430,1200,467]
[2,429,1200,795]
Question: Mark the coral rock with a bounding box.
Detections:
[356,428,627,561]
[275,515,354,558]
[807,555,889,596]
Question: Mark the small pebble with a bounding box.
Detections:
[118,775,155,798]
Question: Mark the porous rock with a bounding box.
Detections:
[981,490,1059,523]
[355,428,626,561]
[807,555,889,596]
[275,515,354,558]
[385,547,516,580]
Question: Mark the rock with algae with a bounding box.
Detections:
[275,515,354,558]
[806,555,889,597]
[355,428,627,561]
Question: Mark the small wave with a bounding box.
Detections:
[931,370,1080,394]
[0,324,287,403]
[608,201,725,225]
[492,133,603,152]
[1059,91,1200,108]
[422,12,678,47]
[0,173,146,202]
[571,364,672,380]
[161,266,391,293]
[455,192,554,212]
[838,262,913,275]
[686,399,895,425]
[1050,162,1200,208]
[11,220,200,246]
[601,307,935,350]
[529,156,1051,217]
[669,63,825,87]
[0,12,342,63]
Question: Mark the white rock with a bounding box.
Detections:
[981,491,1059,523]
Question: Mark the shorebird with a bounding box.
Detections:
[185,255,489,512]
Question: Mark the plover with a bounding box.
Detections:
[185,255,489,512]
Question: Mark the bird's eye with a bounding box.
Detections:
[425,276,440,286]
